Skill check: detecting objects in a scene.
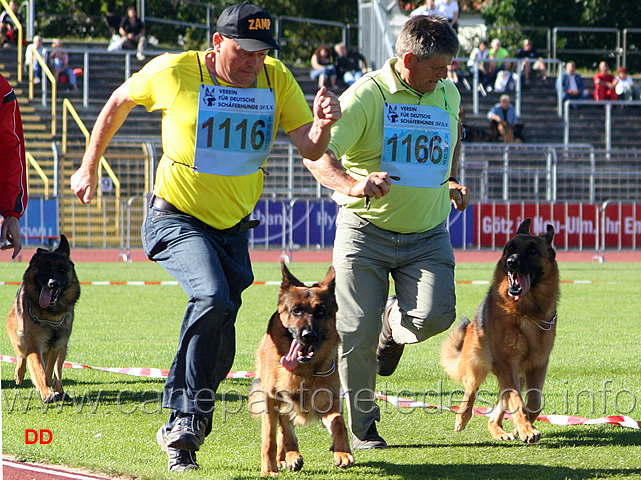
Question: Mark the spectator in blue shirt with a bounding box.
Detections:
[487,94,525,142]
[558,61,589,104]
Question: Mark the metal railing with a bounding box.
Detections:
[552,27,621,69]
[29,46,178,110]
[25,44,57,134]
[1,0,23,81]
[358,0,395,72]
[25,152,49,197]
[274,15,348,59]
[20,142,638,252]
[61,98,121,201]
[463,56,563,116]
[563,99,641,150]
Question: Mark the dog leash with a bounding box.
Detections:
[522,311,557,331]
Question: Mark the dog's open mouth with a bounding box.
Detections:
[281,339,316,371]
[507,272,531,301]
[39,286,61,308]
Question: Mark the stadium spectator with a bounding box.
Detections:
[467,39,490,90]
[515,38,544,86]
[334,42,368,86]
[447,59,464,85]
[310,44,337,89]
[487,94,525,142]
[0,0,21,47]
[558,61,589,104]
[70,2,340,472]
[303,14,469,451]
[410,0,438,16]
[0,73,27,259]
[119,6,146,61]
[25,35,45,83]
[488,38,511,88]
[593,61,618,101]
[50,39,78,91]
[614,66,640,101]
[436,0,459,32]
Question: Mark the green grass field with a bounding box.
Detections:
[2,260,641,479]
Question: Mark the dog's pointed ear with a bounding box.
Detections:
[318,265,336,292]
[55,234,71,257]
[545,224,555,245]
[281,260,305,289]
[517,218,531,235]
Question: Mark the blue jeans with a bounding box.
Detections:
[142,206,254,433]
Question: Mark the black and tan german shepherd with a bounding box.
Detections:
[6,235,80,403]
[249,261,354,475]
[440,218,559,444]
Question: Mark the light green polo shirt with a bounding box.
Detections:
[328,57,461,234]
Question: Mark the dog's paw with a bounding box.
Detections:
[515,426,541,444]
[333,451,355,469]
[280,451,303,471]
[489,426,516,441]
[454,413,472,432]
[42,391,70,404]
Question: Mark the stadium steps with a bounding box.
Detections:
[0,49,55,198]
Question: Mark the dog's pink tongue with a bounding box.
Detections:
[513,274,531,301]
[518,274,531,297]
[281,339,302,371]
[39,287,52,308]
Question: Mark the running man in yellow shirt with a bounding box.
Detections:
[70,3,340,472]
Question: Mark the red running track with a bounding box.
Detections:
[3,457,128,480]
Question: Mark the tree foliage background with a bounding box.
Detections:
[31,0,358,62]
[29,0,641,70]
[480,0,641,70]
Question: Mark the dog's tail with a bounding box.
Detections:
[439,315,471,381]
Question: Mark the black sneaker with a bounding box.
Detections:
[376,296,405,376]
[157,425,200,472]
[165,414,207,451]
[352,422,388,450]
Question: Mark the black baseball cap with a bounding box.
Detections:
[216,3,280,52]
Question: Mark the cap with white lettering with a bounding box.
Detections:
[216,2,280,52]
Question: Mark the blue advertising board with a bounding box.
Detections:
[19,197,59,246]
[250,199,474,249]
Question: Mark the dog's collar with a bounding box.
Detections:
[28,305,68,327]
[522,311,557,331]
[312,360,336,377]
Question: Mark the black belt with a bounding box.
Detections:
[150,196,260,234]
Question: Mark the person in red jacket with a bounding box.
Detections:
[593,61,618,101]
[1,73,27,259]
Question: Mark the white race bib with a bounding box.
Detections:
[381,103,451,188]
[194,85,275,176]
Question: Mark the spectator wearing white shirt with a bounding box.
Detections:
[436,0,459,32]
[25,35,45,83]
[614,66,640,101]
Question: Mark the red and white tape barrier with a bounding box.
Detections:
[374,392,640,429]
[2,355,638,429]
[0,280,615,287]
[0,355,254,379]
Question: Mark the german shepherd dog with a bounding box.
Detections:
[6,235,80,403]
[440,218,559,444]
[250,261,354,475]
